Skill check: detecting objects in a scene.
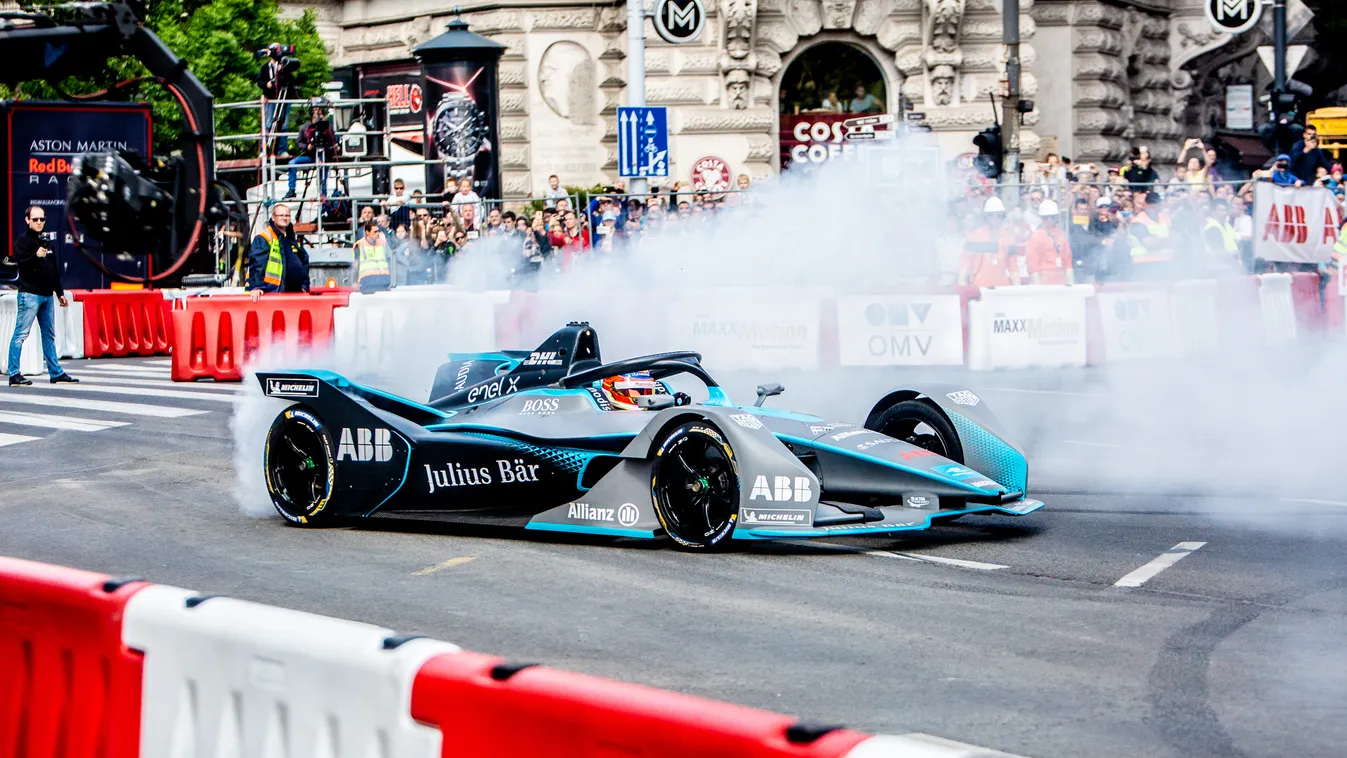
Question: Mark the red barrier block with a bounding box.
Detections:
[73,290,173,358]
[411,650,871,758]
[0,557,147,758]
[170,292,350,382]
[1288,271,1324,334]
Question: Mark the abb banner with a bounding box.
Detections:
[1253,183,1344,263]
[835,295,963,366]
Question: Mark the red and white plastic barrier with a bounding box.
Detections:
[0,556,1026,758]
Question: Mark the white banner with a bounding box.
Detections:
[1253,183,1343,263]
[669,288,825,371]
[1095,289,1179,361]
[974,285,1093,369]
[836,295,963,366]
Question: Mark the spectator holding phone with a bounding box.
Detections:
[7,206,77,386]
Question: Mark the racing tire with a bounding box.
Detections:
[651,421,741,551]
[264,405,338,526]
[870,399,967,519]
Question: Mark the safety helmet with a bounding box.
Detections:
[600,371,659,410]
[1038,199,1060,217]
[983,196,1006,214]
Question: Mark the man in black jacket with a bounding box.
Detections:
[285,102,339,199]
[6,206,77,386]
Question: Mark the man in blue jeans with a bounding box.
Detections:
[7,206,77,386]
[285,102,339,200]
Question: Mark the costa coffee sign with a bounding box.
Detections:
[780,114,860,170]
[691,155,732,191]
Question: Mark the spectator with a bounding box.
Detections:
[248,204,309,296]
[484,207,506,237]
[737,174,751,191]
[1025,187,1046,230]
[6,205,77,386]
[958,196,1018,287]
[1087,197,1128,283]
[450,177,484,222]
[819,91,843,112]
[1026,199,1072,285]
[555,196,572,215]
[557,210,590,267]
[285,103,339,200]
[1202,199,1239,271]
[354,205,376,236]
[849,84,880,114]
[588,195,615,232]
[384,179,411,230]
[1261,154,1302,187]
[1167,164,1189,193]
[594,211,619,252]
[459,204,480,237]
[430,226,455,279]
[352,220,391,292]
[1121,146,1159,192]
[375,213,392,237]
[1317,163,1344,195]
[544,174,568,209]
[1289,124,1332,183]
[1230,194,1254,272]
[1129,191,1175,271]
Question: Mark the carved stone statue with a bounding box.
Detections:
[927,0,964,54]
[930,64,956,106]
[821,0,857,30]
[725,69,752,109]
[723,0,757,61]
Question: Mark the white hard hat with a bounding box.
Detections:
[1038,199,1060,216]
[983,196,1006,213]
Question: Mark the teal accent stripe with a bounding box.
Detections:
[525,522,656,539]
[732,501,1040,539]
[775,433,998,495]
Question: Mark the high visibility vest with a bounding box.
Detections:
[962,225,1016,287]
[1333,222,1347,269]
[354,235,390,281]
[1203,218,1238,254]
[259,226,284,287]
[1130,211,1172,263]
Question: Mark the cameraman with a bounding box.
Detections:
[285,101,338,200]
[257,43,297,157]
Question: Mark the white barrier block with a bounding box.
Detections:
[835,294,964,366]
[846,734,1031,757]
[0,293,84,374]
[124,584,457,758]
[1095,288,1179,362]
[1168,279,1220,353]
[1257,273,1297,344]
[971,285,1095,370]
[666,287,829,371]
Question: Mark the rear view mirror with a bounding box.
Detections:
[754,383,784,407]
[636,394,676,410]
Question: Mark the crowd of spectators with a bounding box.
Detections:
[955,132,1345,287]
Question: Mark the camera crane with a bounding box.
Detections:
[0,1,232,283]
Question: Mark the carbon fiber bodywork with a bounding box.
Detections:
[257,324,1042,543]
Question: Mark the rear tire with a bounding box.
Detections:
[264,405,337,525]
[651,422,741,550]
[869,399,967,519]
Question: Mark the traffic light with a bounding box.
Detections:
[1258,90,1303,155]
[972,125,1002,179]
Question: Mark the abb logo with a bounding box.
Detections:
[1262,203,1342,245]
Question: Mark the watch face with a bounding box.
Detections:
[432,92,485,160]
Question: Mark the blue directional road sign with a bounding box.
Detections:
[617,106,669,178]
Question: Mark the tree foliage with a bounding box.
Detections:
[2,0,330,157]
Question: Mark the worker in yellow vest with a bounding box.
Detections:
[1127,191,1174,279]
[1201,200,1239,272]
[353,221,392,292]
[247,203,309,297]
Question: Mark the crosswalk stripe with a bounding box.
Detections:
[21,383,240,404]
[79,365,173,376]
[0,393,206,418]
[0,410,130,432]
[0,432,41,447]
[140,359,173,367]
[75,375,247,393]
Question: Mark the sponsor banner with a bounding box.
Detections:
[669,288,824,371]
[1095,289,1179,361]
[779,114,862,170]
[977,286,1090,369]
[836,295,963,366]
[1253,183,1343,263]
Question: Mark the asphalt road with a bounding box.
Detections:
[2,355,1344,758]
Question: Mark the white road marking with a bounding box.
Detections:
[0,410,129,432]
[0,432,40,447]
[411,556,476,576]
[23,383,240,403]
[805,542,1008,570]
[78,365,173,376]
[138,359,173,367]
[1280,497,1347,508]
[1115,542,1206,588]
[848,733,1031,757]
[0,393,206,418]
[978,386,1108,398]
[76,375,246,393]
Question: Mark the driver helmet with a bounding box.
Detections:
[600,371,658,410]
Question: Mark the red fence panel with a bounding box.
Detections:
[170,292,350,382]
[0,557,147,758]
[1288,271,1325,334]
[411,650,871,758]
[73,290,173,358]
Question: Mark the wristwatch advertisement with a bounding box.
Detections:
[421,60,500,202]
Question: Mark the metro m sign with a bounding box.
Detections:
[1254,183,1344,263]
[654,0,705,43]
[1205,0,1261,34]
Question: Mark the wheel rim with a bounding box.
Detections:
[268,419,330,515]
[657,433,737,542]
[882,417,950,458]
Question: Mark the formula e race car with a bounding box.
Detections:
[257,322,1042,549]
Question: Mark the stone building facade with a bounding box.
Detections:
[285,0,1268,196]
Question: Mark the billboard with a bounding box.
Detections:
[422,60,500,201]
[3,101,152,289]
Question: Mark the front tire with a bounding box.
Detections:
[264,405,337,525]
[651,422,741,550]
[869,399,967,518]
